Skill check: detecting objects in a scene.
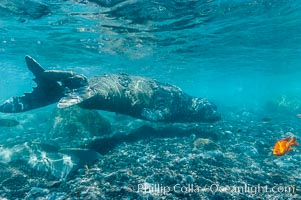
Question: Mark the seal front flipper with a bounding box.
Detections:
[0,56,65,113]
[58,86,97,108]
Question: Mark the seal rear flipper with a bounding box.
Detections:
[58,86,96,108]
[25,55,45,77]
[0,56,65,113]
[0,79,64,113]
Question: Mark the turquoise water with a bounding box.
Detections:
[0,0,301,199]
[1,0,301,105]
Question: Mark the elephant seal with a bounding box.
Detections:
[0,56,221,123]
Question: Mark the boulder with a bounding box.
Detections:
[47,106,111,148]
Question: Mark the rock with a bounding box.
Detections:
[88,123,218,155]
[47,180,62,188]
[47,106,111,148]
[265,95,301,114]
[0,142,103,180]
[193,138,220,151]
[184,175,195,184]
[0,146,12,162]
[45,192,68,200]
[27,187,49,197]
[2,174,28,190]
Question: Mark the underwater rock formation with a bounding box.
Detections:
[47,106,111,148]
[0,141,103,183]
[193,138,220,151]
[265,95,301,114]
[88,123,218,154]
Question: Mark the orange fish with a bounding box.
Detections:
[273,136,299,156]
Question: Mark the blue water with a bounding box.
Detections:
[0,0,301,199]
[1,0,301,105]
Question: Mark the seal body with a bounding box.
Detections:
[0,56,221,123]
[73,74,220,122]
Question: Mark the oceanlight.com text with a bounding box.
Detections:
[135,183,297,195]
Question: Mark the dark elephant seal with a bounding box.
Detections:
[0,56,221,123]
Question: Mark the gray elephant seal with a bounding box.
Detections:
[0,56,221,123]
